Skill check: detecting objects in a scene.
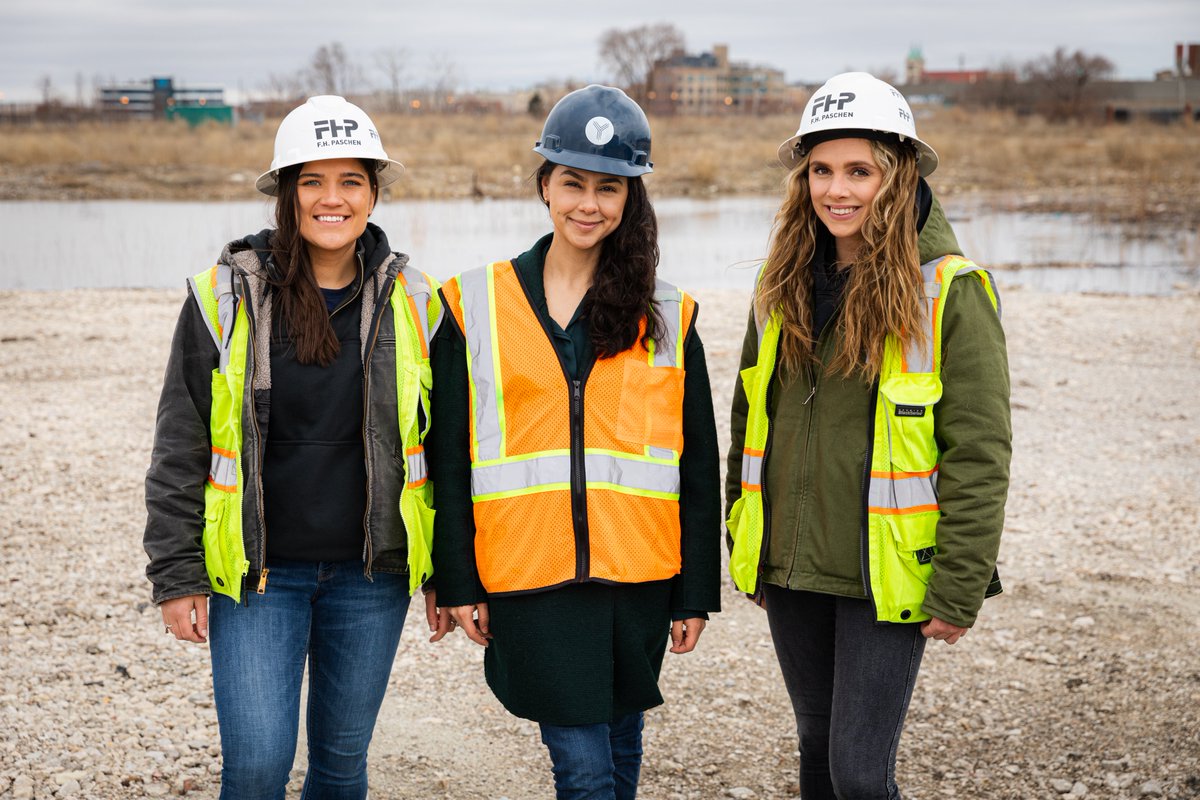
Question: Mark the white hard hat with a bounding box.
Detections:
[256,95,404,196]
[778,72,938,177]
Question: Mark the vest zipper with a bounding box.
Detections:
[509,263,593,584]
[239,272,270,596]
[570,379,589,581]
[859,380,880,620]
[360,257,395,580]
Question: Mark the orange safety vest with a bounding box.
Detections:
[442,260,695,595]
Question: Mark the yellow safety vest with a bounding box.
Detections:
[441,261,694,595]
[727,256,1000,622]
[189,261,441,601]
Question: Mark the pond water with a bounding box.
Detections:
[0,198,1195,295]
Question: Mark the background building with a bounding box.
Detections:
[98,77,232,125]
[647,44,789,115]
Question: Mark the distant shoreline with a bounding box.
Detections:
[2,110,1197,227]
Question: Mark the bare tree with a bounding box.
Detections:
[374,47,409,112]
[37,74,54,105]
[961,59,1023,112]
[1022,47,1115,121]
[598,23,685,102]
[306,42,367,97]
[263,71,306,103]
[426,52,461,111]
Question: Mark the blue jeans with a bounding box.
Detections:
[764,585,926,800]
[539,712,645,800]
[209,559,410,800]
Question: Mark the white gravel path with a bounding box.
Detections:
[0,284,1197,799]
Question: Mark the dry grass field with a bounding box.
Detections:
[1,110,1197,226]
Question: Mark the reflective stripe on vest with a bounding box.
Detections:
[727,256,1000,622]
[443,261,693,594]
[391,266,442,592]
[190,259,442,600]
[190,264,251,601]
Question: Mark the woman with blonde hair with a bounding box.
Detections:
[726,72,1011,798]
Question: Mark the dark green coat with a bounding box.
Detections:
[430,235,722,725]
[725,197,1012,628]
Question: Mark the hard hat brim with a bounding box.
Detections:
[777,133,939,177]
[533,146,653,178]
[255,158,405,197]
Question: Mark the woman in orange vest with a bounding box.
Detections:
[429,85,721,799]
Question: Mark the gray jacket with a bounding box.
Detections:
[144,225,425,604]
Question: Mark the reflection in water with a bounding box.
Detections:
[0,198,1196,295]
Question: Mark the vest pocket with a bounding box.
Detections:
[878,372,942,471]
[616,359,685,452]
[202,484,247,599]
[881,513,937,589]
[726,494,755,592]
[402,488,435,594]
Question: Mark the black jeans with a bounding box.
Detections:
[763,585,926,800]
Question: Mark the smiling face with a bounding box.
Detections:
[539,165,628,255]
[807,138,884,263]
[295,158,376,265]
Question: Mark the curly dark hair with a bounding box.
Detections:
[535,160,663,359]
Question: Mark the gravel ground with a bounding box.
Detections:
[1,283,1198,799]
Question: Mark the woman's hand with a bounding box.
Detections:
[449,603,491,647]
[921,616,968,645]
[160,595,208,643]
[669,617,706,654]
[424,589,457,643]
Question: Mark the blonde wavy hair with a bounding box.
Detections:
[755,139,926,381]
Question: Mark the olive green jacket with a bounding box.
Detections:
[724,197,1011,628]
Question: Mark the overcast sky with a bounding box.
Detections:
[2,1,1197,103]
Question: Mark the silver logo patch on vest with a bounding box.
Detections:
[895,404,926,417]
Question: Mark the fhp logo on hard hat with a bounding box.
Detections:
[585,116,615,146]
[811,92,856,117]
[313,119,361,143]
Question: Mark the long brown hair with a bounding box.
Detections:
[535,160,662,358]
[267,159,379,366]
[755,139,924,380]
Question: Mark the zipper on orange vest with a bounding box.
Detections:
[571,379,589,581]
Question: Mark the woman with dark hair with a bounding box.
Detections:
[144,95,450,799]
[726,72,1011,798]
[429,84,721,799]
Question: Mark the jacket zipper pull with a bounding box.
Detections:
[803,366,816,405]
[256,568,270,594]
